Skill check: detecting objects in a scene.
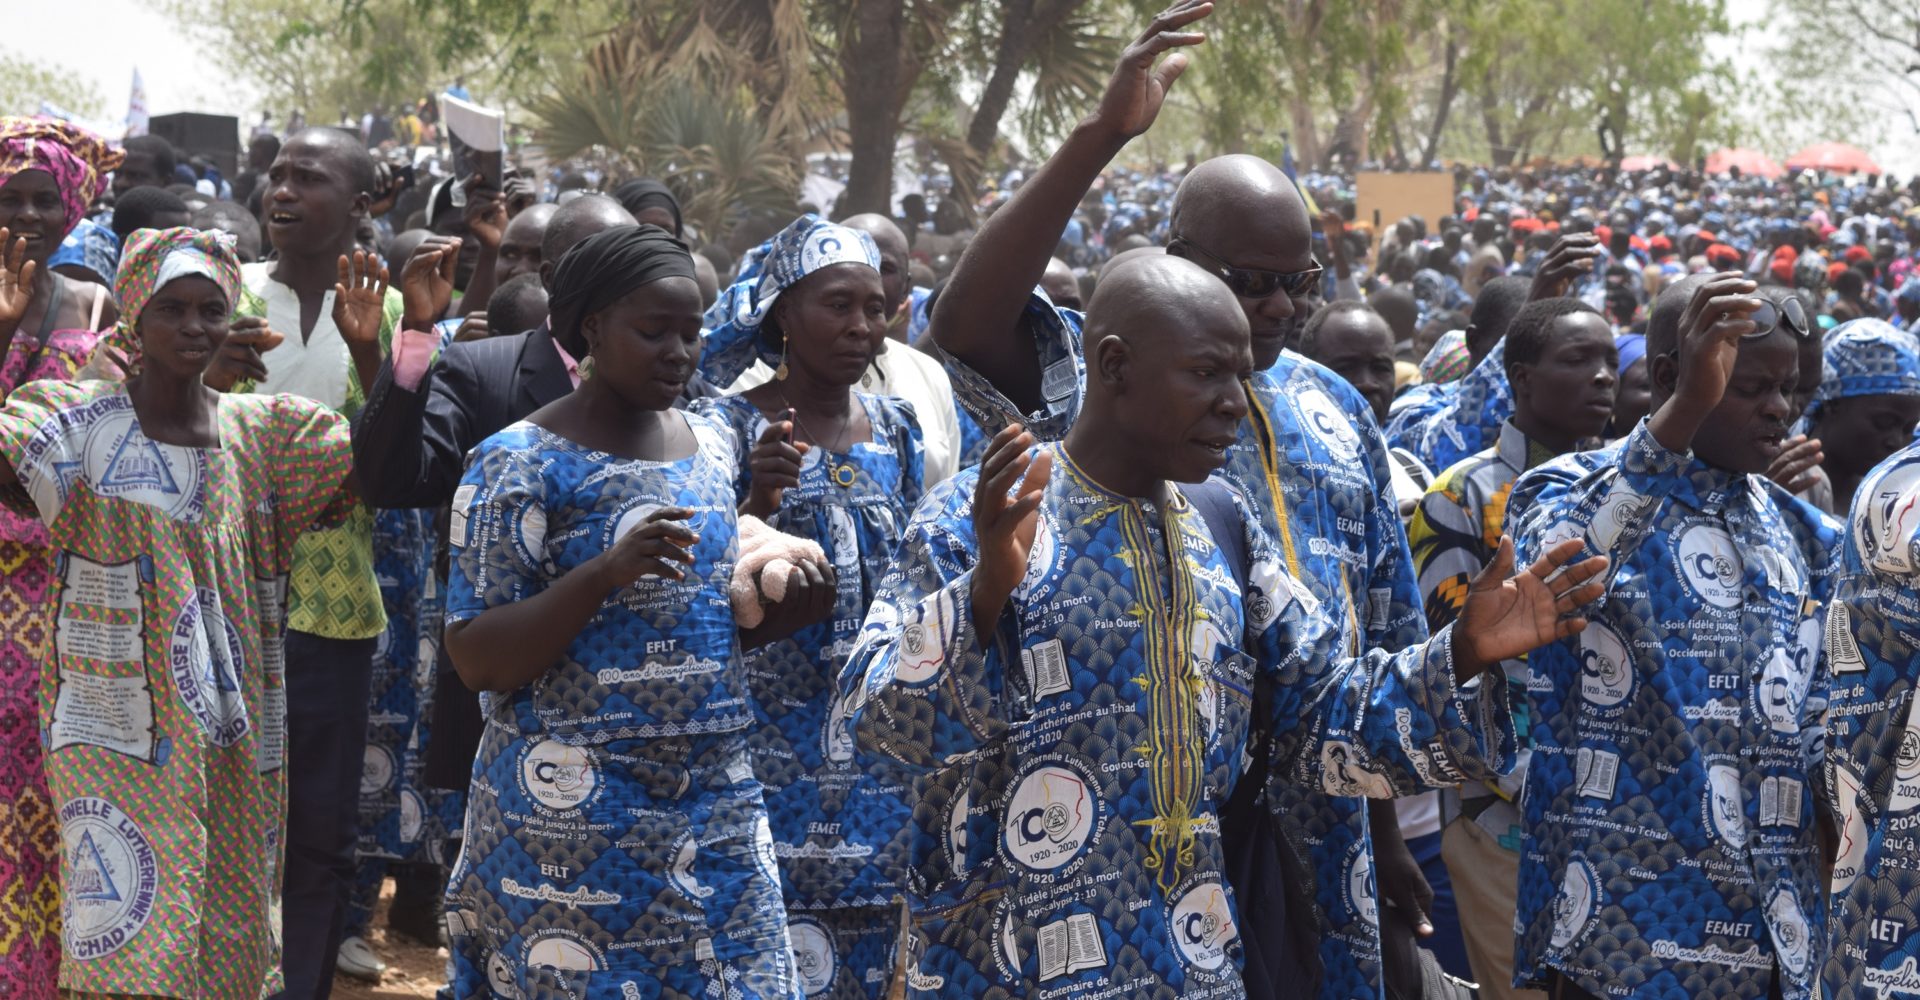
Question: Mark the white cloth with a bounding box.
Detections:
[242,262,350,408]
[727,339,961,490]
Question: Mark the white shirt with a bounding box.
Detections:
[727,339,961,490]
[242,262,351,408]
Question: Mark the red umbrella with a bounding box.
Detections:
[1704,147,1783,179]
[1619,155,1677,172]
[1785,142,1881,174]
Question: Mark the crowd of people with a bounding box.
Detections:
[12,4,1920,1000]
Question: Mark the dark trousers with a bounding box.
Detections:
[273,630,376,1000]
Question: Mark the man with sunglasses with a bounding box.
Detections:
[925,5,1446,999]
[1500,273,1840,1000]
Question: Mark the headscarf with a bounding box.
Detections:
[104,227,243,371]
[0,117,123,237]
[546,223,697,346]
[1615,333,1647,376]
[699,214,880,388]
[1807,318,1920,419]
[613,179,683,237]
[1417,329,1472,384]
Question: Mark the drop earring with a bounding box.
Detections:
[578,354,596,380]
[775,340,790,381]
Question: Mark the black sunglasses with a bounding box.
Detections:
[1747,295,1811,341]
[1169,237,1324,299]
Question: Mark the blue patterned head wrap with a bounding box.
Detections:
[698,214,880,388]
[1808,318,1920,419]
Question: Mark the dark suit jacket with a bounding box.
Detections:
[353,324,572,789]
[354,323,573,510]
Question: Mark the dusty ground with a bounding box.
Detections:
[330,878,448,1000]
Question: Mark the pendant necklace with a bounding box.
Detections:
[782,394,858,488]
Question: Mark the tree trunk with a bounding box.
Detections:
[839,0,906,216]
[1420,35,1459,168]
[967,0,1037,155]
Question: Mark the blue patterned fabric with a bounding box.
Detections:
[838,448,1513,999]
[1385,340,1516,474]
[701,216,882,390]
[906,286,933,345]
[933,292,1433,1000]
[1819,441,1920,998]
[694,392,923,998]
[48,215,118,281]
[345,507,466,936]
[441,414,799,998]
[1504,420,1842,1000]
[1809,318,1920,419]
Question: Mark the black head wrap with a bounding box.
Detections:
[547,224,697,344]
[613,178,683,237]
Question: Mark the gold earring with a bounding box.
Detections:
[578,354,596,380]
[775,341,789,381]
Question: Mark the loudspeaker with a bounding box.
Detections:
[149,112,242,180]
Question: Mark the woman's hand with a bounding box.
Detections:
[592,506,699,588]
[0,229,38,334]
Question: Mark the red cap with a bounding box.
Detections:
[1845,245,1872,263]
[1770,246,1798,283]
[1649,235,1673,254]
[1707,244,1741,266]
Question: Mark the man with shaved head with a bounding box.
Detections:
[846,224,1605,1000]
[725,211,965,486]
[1041,256,1082,311]
[925,6,1448,998]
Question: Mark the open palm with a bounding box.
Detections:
[0,229,38,331]
[1455,537,1610,673]
[332,250,390,348]
[1095,0,1213,140]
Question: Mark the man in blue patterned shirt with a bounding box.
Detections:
[924,6,1453,996]
[842,247,1608,1000]
[1505,272,1842,1000]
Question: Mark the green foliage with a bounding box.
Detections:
[160,0,625,120]
[526,17,806,240]
[0,50,108,119]
[1753,0,1911,160]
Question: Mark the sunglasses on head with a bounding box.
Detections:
[1169,237,1324,299]
[1747,295,1811,341]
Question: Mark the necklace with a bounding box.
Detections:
[780,393,859,488]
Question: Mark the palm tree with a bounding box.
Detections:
[526,4,813,241]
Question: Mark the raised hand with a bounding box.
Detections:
[332,250,391,349]
[502,170,537,218]
[452,314,490,342]
[743,415,807,518]
[1452,536,1610,678]
[1649,273,1761,453]
[0,228,38,332]
[969,423,1053,633]
[203,316,284,390]
[594,506,699,587]
[1529,232,1604,301]
[462,174,508,250]
[1090,0,1213,142]
[401,236,460,331]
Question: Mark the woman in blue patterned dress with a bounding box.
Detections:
[440,224,829,1000]
[695,216,924,999]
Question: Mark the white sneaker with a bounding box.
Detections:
[336,935,387,982]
